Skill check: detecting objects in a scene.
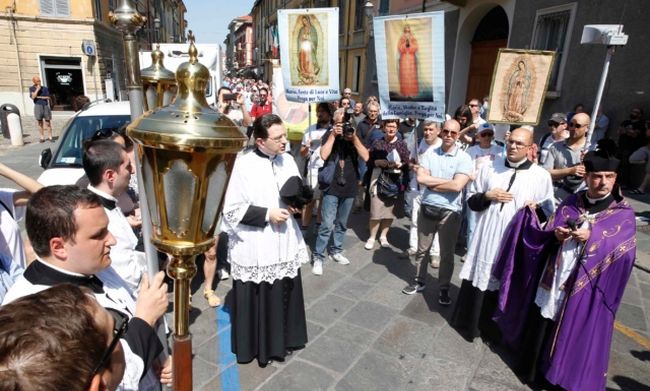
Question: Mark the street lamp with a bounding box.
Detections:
[580,24,628,150]
[127,31,247,391]
[140,44,176,111]
[365,1,375,38]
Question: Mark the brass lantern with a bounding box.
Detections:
[140,44,177,111]
[127,31,246,391]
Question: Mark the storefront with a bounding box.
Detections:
[40,56,85,111]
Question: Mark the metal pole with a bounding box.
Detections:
[586,46,614,152]
[110,2,171,388]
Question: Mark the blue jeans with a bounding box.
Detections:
[314,194,354,260]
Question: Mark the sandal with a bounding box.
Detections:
[203,289,221,307]
[630,189,645,195]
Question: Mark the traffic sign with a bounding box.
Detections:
[82,40,96,56]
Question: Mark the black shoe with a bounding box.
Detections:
[402,283,425,295]
[438,290,451,306]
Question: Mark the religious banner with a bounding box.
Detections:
[277,8,340,103]
[272,65,317,142]
[487,49,556,125]
[374,12,445,120]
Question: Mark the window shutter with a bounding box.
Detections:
[40,0,54,16]
[55,0,70,16]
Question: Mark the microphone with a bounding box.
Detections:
[566,218,578,231]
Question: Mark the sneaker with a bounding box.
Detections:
[312,259,323,276]
[330,253,350,265]
[379,237,390,248]
[402,283,425,295]
[438,289,451,306]
[364,239,375,250]
[430,255,440,268]
[217,268,230,280]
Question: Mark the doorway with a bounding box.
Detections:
[40,57,85,111]
[465,6,509,102]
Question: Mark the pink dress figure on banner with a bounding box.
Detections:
[297,15,320,85]
[398,25,419,98]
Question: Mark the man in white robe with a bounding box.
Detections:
[221,114,309,366]
[450,128,554,341]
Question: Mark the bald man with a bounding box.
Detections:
[29,76,53,142]
[450,128,553,341]
[543,112,590,202]
[402,119,472,306]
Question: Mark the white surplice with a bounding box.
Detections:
[459,159,554,291]
[221,149,310,284]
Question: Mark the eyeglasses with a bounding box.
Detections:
[441,129,459,136]
[479,132,494,137]
[267,133,287,143]
[469,104,479,108]
[506,140,530,148]
[570,122,586,128]
[91,309,128,376]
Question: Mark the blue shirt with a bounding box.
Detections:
[29,85,50,106]
[420,145,472,212]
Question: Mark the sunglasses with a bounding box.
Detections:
[92,128,117,141]
[90,309,129,376]
[570,122,586,128]
[479,132,494,137]
[441,129,459,136]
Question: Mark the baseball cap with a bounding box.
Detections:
[477,122,494,134]
[548,113,567,125]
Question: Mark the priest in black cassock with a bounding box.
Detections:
[222,114,310,366]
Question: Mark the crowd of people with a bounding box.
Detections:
[0,79,644,390]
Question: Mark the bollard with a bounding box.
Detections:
[7,112,23,146]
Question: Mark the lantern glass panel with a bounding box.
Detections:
[145,85,157,111]
[142,153,161,235]
[163,159,197,238]
[202,161,228,234]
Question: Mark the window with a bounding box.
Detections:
[40,0,70,16]
[379,0,390,16]
[352,55,361,93]
[94,0,101,19]
[338,1,345,34]
[354,0,365,30]
[530,3,577,96]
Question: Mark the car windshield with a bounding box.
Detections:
[52,115,131,167]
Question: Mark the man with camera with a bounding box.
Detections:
[217,86,252,132]
[312,108,369,276]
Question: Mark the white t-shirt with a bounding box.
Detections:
[301,125,330,173]
[466,144,503,177]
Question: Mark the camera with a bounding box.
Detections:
[222,93,237,101]
[342,108,355,136]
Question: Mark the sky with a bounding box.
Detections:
[183,0,256,45]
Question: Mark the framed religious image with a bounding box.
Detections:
[278,8,340,102]
[288,13,328,86]
[487,49,556,125]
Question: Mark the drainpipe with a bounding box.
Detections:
[7,1,25,113]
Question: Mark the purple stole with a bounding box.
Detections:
[493,192,636,391]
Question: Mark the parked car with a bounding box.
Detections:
[38,100,131,186]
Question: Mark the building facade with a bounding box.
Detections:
[0,0,185,114]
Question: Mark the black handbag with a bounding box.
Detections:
[376,170,402,199]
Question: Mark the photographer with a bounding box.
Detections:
[311,108,369,276]
[217,86,252,132]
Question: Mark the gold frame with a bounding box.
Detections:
[486,49,556,125]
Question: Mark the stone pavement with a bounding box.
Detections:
[0,141,648,391]
[189,199,650,391]
[0,112,72,149]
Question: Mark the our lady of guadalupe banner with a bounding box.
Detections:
[277,8,340,103]
[374,12,445,120]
